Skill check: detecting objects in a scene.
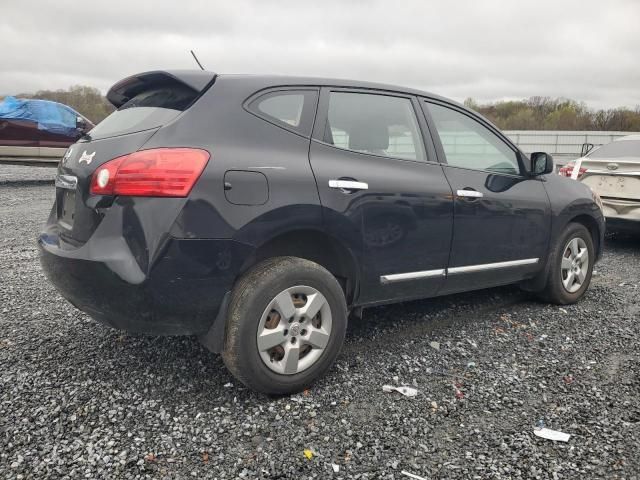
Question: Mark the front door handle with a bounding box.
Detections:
[456,189,483,199]
[329,179,369,191]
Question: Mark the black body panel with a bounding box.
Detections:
[39,70,606,343]
[309,140,454,303]
[40,233,248,334]
[437,166,551,294]
[308,87,453,303]
[542,173,605,260]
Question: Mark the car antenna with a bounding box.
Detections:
[190,50,205,70]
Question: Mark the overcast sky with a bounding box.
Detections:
[3,0,639,109]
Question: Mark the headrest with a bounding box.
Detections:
[348,122,389,151]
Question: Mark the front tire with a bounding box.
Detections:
[538,222,595,304]
[222,257,347,395]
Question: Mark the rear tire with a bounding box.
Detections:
[537,223,594,304]
[222,256,347,395]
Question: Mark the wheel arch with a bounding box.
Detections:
[567,213,602,259]
[520,211,602,294]
[242,228,361,306]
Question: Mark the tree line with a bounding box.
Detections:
[3,85,640,131]
[464,96,640,131]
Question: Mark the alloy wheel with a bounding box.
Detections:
[560,237,589,293]
[256,286,333,375]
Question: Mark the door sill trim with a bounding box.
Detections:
[380,269,446,284]
[447,258,539,274]
[380,258,539,284]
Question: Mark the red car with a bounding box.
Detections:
[0,96,94,166]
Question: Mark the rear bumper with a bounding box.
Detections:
[39,231,251,335]
[605,217,640,233]
[602,198,640,233]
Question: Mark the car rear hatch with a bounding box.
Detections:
[53,70,216,246]
[580,158,640,202]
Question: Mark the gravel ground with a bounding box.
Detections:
[1,165,639,479]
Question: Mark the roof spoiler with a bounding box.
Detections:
[107,70,217,108]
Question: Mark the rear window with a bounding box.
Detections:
[88,85,197,140]
[588,140,640,159]
[247,89,318,136]
[257,93,305,127]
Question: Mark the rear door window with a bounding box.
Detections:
[323,91,426,162]
[88,85,198,140]
[247,89,318,136]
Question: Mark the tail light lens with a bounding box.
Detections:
[558,162,587,179]
[90,148,210,197]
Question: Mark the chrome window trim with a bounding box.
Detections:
[585,170,640,177]
[380,269,446,284]
[447,258,539,274]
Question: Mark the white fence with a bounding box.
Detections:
[504,130,640,165]
[2,130,638,168]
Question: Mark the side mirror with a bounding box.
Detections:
[531,152,554,176]
[76,115,89,132]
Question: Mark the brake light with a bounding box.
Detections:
[558,162,587,179]
[90,157,124,195]
[90,148,210,197]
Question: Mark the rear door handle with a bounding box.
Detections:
[329,179,369,191]
[456,189,483,199]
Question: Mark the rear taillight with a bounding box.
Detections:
[558,162,587,179]
[90,148,210,197]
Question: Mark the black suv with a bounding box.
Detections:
[39,70,605,394]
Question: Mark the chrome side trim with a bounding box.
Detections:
[54,174,78,190]
[448,258,539,274]
[604,171,640,177]
[329,180,369,190]
[380,269,446,284]
[583,170,640,176]
[380,258,540,285]
[456,189,483,198]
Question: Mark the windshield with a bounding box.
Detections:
[588,140,640,159]
[87,85,197,140]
